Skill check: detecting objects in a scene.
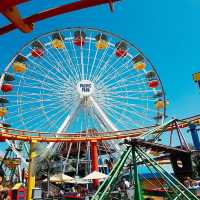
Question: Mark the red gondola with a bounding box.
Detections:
[31,41,44,57]
[74,31,86,47]
[31,48,44,57]
[115,41,127,57]
[1,84,13,92]
[148,80,159,88]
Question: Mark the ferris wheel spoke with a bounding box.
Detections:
[91,43,117,83]
[44,41,71,78]
[25,55,68,86]
[32,104,71,132]
[101,100,154,125]
[41,102,82,158]
[100,102,145,129]
[98,67,147,90]
[90,41,111,82]
[7,99,67,120]
[14,72,66,91]
[88,47,99,81]
[80,39,85,80]
[95,56,133,87]
[27,46,70,84]
[4,96,71,111]
[39,43,75,83]
[64,40,82,82]
[69,32,82,81]
[98,91,157,100]
[62,37,82,81]
[4,92,69,98]
[47,36,79,83]
[85,34,93,80]
[101,98,153,121]
[6,97,62,109]
[101,96,158,114]
[112,94,157,102]
[92,110,122,151]
[100,102,140,126]
[89,96,118,131]
[34,98,76,129]
[92,47,131,85]
[60,49,80,83]
[100,77,148,94]
[22,99,74,131]
[102,76,148,92]
[11,82,67,94]
[27,63,67,89]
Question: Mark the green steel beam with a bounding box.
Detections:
[137,147,199,200]
[92,147,131,200]
[132,147,144,200]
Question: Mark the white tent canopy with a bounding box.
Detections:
[43,173,74,182]
[83,171,108,180]
[66,178,91,184]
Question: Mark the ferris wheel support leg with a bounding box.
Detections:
[26,140,37,200]
[91,140,99,188]
[40,102,81,158]
[89,96,122,152]
[89,96,118,131]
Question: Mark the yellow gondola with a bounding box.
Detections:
[96,39,108,49]
[0,107,7,117]
[51,33,65,49]
[193,72,200,82]
[51,38,64,49]
[95,34,108,50]
[13,62,26,73]
[155,100,165,110]
[134,61,146,71]
[13,54,27,73]
[133,54,146,70]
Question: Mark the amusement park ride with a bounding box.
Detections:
[0,1,200,200]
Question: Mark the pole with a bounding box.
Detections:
[132,146,143,200]
[189,124,200,150]
[47,161,50,198]
[91,140,99,188]
[26,140,37,200]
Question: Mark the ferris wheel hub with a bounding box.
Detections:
[77,80,95,98]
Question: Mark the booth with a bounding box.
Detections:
[12,183,26,200]
[63,192,84,200]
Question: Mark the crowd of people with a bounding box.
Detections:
[183,177,200,197]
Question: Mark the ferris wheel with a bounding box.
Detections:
[0,28,168,180]
[0,27,166,136]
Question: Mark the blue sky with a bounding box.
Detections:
[0,0,199,121]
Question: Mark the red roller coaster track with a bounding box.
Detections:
[0,0,120,35]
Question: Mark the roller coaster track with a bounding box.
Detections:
[0,115,199,143]
[0,0,119,34]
